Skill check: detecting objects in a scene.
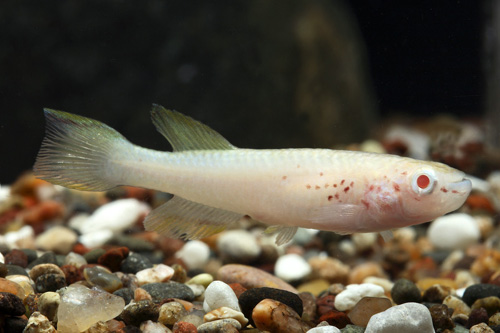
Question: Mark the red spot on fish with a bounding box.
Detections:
[344,187,350,193]
[334,184,338,188]
[440,187,448,193]
[393,183,400,192]
[452,190,458,194]
[282,176,287,180]
[328,195,333,201]
[361,199,369,209]
[325,184,330,188]
[320,172,324,176]
[297,164,301,168]
[315,185,321,190]
[350,181,354,187]
[369,185,374,191]
[335,194,339,200]
[340,180,345,185]
[401,171,408,175]
[306,184,311,189]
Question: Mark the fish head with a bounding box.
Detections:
[395,160,471,225]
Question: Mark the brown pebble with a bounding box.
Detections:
[318,310,351,329]
[173,321,198,333]
[0,278,26,298]
[228,283,247,298]
[98,247,130,272]
[252,298,310,333]
[471,296,500,317]
[347,297,392,327]
[348,262,387,284]
[466,307,489,329]
[299,292,317,322]
[316,295,336,316]
[429,304,455,331]
[60,265,84,285]
[422,284,453,303]
[29,264,65,282]
[134,287,153,302]
[5,249,28,268]
[309,257,349,284]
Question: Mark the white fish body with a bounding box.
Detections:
[34,106,472,245]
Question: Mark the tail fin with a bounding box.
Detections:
[34,109,128,191]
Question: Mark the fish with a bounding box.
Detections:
[34,105,472,245]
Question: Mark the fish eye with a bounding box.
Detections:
[411,170,436,195]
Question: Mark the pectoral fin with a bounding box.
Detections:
[150,105,236,151]
[144,196,243,240]
[264,226,299,246]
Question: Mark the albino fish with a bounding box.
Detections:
[34,105,472,245]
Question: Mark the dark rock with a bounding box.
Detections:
[316,294,337,315]
[98,246,130,272]
[462,284,500,306]
[123,326,142,333]
[35,274,67,293]
[55,254,66,267]
[6,264,28,277]
[120,299,159,327]
[239,287,303,327]
[83,248,106,264]
[466,307,489,329]
[60,264,83,285]
[423,285,452,303]
[24,293,39,315]
[20,249,38,264]
[4,249,28,267]
[429,304,454,331]
[108,235,155,252]
[391,278,422,304]
[141,282,195,302]
[27,252,57,269]
[299,292,317,322]
[471,296,500,317]
[4,316,28,333]
[0,263,8,277]
[319,310,351,329]
[114,288,135,305]
[0,292,25,316]
[121,253,153,274]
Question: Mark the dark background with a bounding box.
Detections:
[0,1,483,184]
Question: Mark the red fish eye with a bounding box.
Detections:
[417,174,430,189]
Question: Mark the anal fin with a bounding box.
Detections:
[144,196,243,240]
[380,230,393,242]
[264,226,298,246]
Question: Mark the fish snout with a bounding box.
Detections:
[448,178,472,195]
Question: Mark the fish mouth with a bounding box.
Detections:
[448,178,472,195]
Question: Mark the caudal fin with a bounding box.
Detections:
[34,109,128,191]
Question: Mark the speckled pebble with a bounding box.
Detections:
[142,281,195,302]
[197,318,242,332]
[429,304,454,331]
[4,249,28,267]
[334,283,385,311]
[158,301,188,326]
[443,295,471,317]
[203,280,241,312]
[23,312,56,333]
[121,252,154,274]
[29,263,65,281]
[469,322,495,333]
[390,278,422,304]
[175,240,211,270]
[121,299,159,327]
[0,291,25,316]
[252,298,310,332]
[35,273,67,293]
[365,302,434,333]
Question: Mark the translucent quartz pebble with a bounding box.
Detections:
[63,252,87,268]
[57,285,125,333]
[83,266,123,292]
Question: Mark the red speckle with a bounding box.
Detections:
[297,164,301,168]
[340,180,345,185]
[334,194,339,200]
[344,187,350,193]
[328,195,333,201]
[325,184,330,188]
[369,185,374,191]
[333,184,337,188]
[440,187,448,193]
[393,183,400,192]
[350,181,354,187]
[401,171,408,175]
[282,176,287,180]
[452,190,458,194]
[315,185,321,190]
[320,172,324,176]
[306,184,311,189]
[361,199,370,209]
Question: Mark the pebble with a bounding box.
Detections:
[347,297,392,327]
[348,262,388,284]
[390,278,422,304]
[252,299,309,333]
[365,302,434,333]
[114,287,135,305]
[203,280,241,312]
[37,291,60,322]
[239,287,303,326]
[217,264,298,293]
[217,230,261,263]
[4,316,28,333]
[197,318,242,333]
[467,307,489,328]
[1,225,35,250]
[274,253,311,282]
[186,273,213,288]
[422,284,452,303]
[57,285,125,332]
[429,304,454,331]
[309,257,350,284]
[175,240,211,270]
[0,277,26,299]
[34,226,78,254]
[463,283,500,306]
[158,301,188,326]
[24,312,56,333]
[136,264,175,285]
[334,283,385,311]
[318,311,351,328]
[97,246,130,272]
[83,248,106,263]
[83,266,123,292]
[78,198,150,234]
[27,252,58,269]
[173,321,198,332]
[204,306,249,326]
[4,249,28,267]
[63,252,87,267]
[470,322,495,333]
[427,213,480,250]
[121,299,159,327]
[140,320,171,333]
[443,295,471,317]
[0,291,25,316]
[142,281,195,302]
[307,325,341,333]
[79,229,114,248]
[35,273,67,293]
[471,296,500,316]
[298,279,330,296]
[121,252,154,274]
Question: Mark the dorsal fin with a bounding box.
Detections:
[150,104,236,151]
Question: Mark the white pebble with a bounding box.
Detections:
[334,283,385,311]
[365,302,434,333]
[176,240,211,270]
[79,198,150,234]
[136,264,174,285]
[0,184,9,202]
[363,277,394,293]
[385,125,430,160]
[203,281,241,313]
[352,233,377,252]
[0,252,4,264]
[79,230,114,248]
[35,226,78,254]
[274,254,311,282]
[217,230,261,262]
[64,252,87,268]
[428,213,480,250]
[307,326,341,333]
[1,225,35,249]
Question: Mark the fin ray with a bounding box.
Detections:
[264,226,298,246]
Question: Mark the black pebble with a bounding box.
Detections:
[0,292,25,316]
[239,287,303,327]
[27,252,58,269]
[35,274,67,293]
[114,288,135,305]
[6,265,28,277]
[391,278,422,304]
[0,263,8,278]
[4,316,28,333]
[20,249,38,264]
[462,283,500,306]
[121,253,153,274]
[120,300,159,327]
[141,281,195,302]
